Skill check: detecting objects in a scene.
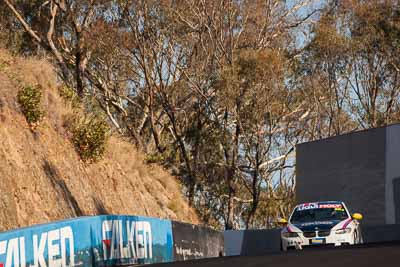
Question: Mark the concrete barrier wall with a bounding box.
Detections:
[225,224,400,256]
[296,124,400,226]
[224,230,244,256]
[224,229,281,256]
[362,224,400,243]
[172,221,224,261]
[0,215,230,267]
[296,127,387,226]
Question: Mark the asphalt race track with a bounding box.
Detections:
[146,242,400,267]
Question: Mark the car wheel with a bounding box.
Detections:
[353,231,359,244]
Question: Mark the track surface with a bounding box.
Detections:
[148,242,400,267]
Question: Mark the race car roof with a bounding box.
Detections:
[297,201,343,205]
[295,201,344,208]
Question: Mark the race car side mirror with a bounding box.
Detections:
[278,218,288,225]
[352,213,363,220]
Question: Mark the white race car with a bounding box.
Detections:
[280,201,363,251]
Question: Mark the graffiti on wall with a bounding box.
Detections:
[171,222,224,261]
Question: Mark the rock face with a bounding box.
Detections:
[0,50,198,231]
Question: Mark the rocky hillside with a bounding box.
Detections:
[0,50,198,231]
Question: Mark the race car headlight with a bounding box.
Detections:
[282,232,299,238]
[335,228,352,234]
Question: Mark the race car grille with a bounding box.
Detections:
[303,231,316,238]
[318,230,331,237]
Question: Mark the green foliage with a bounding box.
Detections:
[0,1,49,55]
[71,115,110,162]
[58,85,80,108]
[0,60,10,72]
[17,85,44,126]
[145,152,165,164]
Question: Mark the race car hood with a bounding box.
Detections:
[290,220,341,232]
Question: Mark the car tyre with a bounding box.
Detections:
[353,230,359,245]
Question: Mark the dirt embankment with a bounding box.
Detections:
[0,50,198,231]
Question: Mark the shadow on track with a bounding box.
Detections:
[138,241,400,267]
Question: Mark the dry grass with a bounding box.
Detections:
[0,49,198,231]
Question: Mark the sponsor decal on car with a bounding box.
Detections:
[341,218,353,229]
[299,221,335,227]
[297,203,319,211]
[319,204,343,209]
[297,202,343,211]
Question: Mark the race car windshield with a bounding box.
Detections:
[290,206,349,224]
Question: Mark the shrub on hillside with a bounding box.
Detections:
[58,85,80,108]
[17,85,44,127]
[72,115,110,162]
[145,153,165,164]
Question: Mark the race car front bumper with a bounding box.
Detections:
[281,230,354,251]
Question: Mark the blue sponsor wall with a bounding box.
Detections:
[0,215,173,267]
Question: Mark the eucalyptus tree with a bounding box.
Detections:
[4,0,320,229]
